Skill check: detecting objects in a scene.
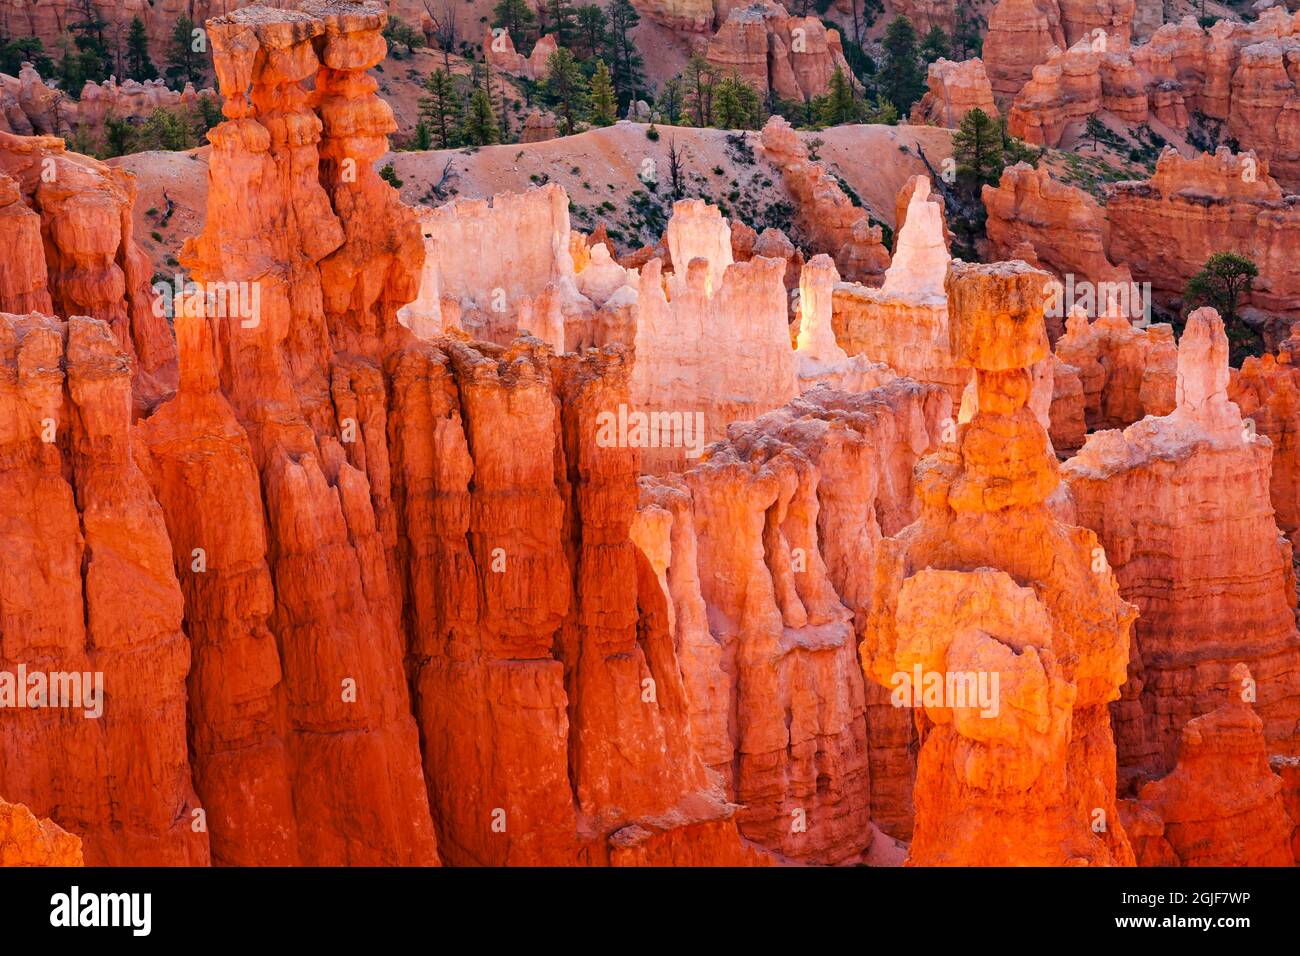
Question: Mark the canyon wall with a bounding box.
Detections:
[1108,148,1300,321]
[705,2,854,103]
[1063,309,1300,785]
[639,379,951,852]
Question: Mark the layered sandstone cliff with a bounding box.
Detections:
[705,2,854,103]
[1006,38,1148,147]
[1064,309,1300,784]
[910,58,998,128]
[631,199,797,470]
[638,379,951,853]
[0,131,177,411]
[1130,665,1296,866]
[1108,148,1300,321]
[860,259,1138,865]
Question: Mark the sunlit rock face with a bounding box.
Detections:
[831,178,966,406]
[399,184,594,351]
[860,260,1138,866]
[0,131,178,413]
[631,199,798,472]
[638,378,950,857]
[0,797,84,866]
[1064,310,1300,786]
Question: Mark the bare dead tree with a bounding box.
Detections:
[423,0,459,74]
[667,137,686,199]
[430,159,457,200]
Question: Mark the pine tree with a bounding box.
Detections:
[126,17,157,81]
[419,68,463,148]
[165,15,204,90]
[1,37,55,77]
[461,88,500,146]
[588,59,618,125]
[138,107,194,151]
[920,26,948,64]
[574,5,608,60]
[818,67,859,126]
[544,47,588,134]
[953,5,983,59]
[606,0,644,110]
[656,77,685,125]
[879,15,925,114]
[951,107,1004,186]
[545,0,579,48]
[104,114,135,157]
[491,0,538,53]
[68,0,109,82]
[411,120,433,150]
[682,54,715,126]
[1184,252,1262,363]
[712,74,760,129]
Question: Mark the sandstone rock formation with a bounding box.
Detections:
[631,0,716,32]
[831,178,967,405]
[984,0,1135,99]
[0,311,206,866]
[860,259,1138,865]
[639,378,951,854]
[521,108,559,142]
[984,0,1068,98]
[0,65,215,138]
[1064,309,1300,784]
[1050,354,1088,455]
[631,199,797,470]
[761,116,891,284]
[895,174,952,252]
[731,219,804,288]
[0,130,177,412]
[1054,307,1176,430]
[998,8,1300,188]
[794,254,895,393]
[0,797,84,866]
[1006,38,1148,147]
[983,163,1134,337]
[911,58,998,128]
[399,183,595,349]
[705,2,855,103]
[1230,350,1300,542]
[1131,665,1296,866]
[1108,148,1300,321]
[484,30,559,81]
